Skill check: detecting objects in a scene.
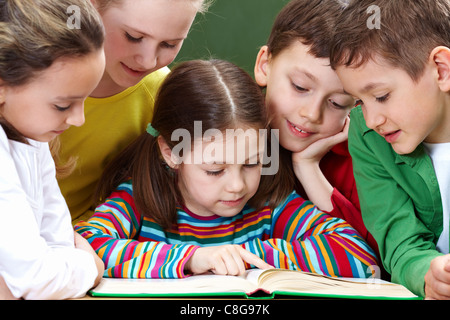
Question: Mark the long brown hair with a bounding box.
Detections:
[95,59,292,230]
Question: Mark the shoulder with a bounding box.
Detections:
[140,67,170,92]
[273,191,312,216]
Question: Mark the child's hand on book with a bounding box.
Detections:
[185,245,273,276]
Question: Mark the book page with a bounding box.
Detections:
[91,270,262,296]
[257,269,418,299]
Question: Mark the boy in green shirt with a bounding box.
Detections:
[330,0,450,299]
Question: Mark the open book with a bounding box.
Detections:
[89,268,421,300]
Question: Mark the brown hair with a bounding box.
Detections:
[266,0,349,59]
[95,59,291,230]
[330,0,450,81]
[0,0,104,87]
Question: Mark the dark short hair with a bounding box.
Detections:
[266,0,349,59]
[330,0,450,81]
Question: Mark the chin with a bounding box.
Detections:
[280,140,307,153]
[392,142,418,155]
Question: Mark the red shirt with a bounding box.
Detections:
[295,141,382,268]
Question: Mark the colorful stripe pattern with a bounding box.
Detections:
[75,180,378,279]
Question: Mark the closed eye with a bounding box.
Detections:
[292,82,308,93]
[54,104,71,112]
[161,42,177,49]
[329,100,348,110]
[125,32,143,43]
[206,170,223,176]
[375,93,390,103]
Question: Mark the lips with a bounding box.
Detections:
[287,120,314,138]
[121,62,147,77]
[52,129,67,135]
[382,130,401,144]
[220,196,245,207]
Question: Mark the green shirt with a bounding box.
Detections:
[348,106,444,297]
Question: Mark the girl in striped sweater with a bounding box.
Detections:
[75,59,378,279]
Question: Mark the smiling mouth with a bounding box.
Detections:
[287,120,314,137]
[121,62,147,76]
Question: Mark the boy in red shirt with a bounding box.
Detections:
[254,0,381,274]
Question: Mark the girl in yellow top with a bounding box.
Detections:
[58,0,211,222]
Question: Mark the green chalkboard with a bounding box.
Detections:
[173,0,290,76]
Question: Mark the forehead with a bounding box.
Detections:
[271,41,345,92]
[191,128,266,164]
[336,57,407,92]
[104,0,199,37]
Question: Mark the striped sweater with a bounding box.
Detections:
[75,180,378,279]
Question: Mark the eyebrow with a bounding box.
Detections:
[294,69,348,95]
[202,152,264,165]
[303,70,318,82]
[54,95,86,101]
[292,68,318,83]
[361,82,386,93]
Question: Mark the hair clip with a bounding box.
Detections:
[146,123,160,137]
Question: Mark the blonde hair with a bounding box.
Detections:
[0,0,105,177]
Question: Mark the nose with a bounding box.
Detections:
[362,104,386,130]
[135,43,157,71]
[298,96,322,123]
[225,168,245,194]
[66,104,85,127]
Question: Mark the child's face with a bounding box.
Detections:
[0,51,105,142]
[97,0,199,96]
[175,128,264,218]
[336,56,450,155]
[255,41,356,153]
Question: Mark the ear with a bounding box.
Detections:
[157,136,179,169]
[254,45,270,87]
[430,46,450,92]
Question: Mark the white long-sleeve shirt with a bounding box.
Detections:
[0,128,97,299]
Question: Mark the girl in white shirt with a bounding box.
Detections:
[0,0,105,299]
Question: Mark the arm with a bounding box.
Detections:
[348,108,442,296]
[292,117,350,212]
[242,192,378,278]
[75,184,198,279]
[0,138,98,299]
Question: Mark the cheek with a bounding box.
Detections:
[183,174,217,201]
[156,50,179,69]
[246,171,262,193]
[104,33,130,63]
[322,113,348,134]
